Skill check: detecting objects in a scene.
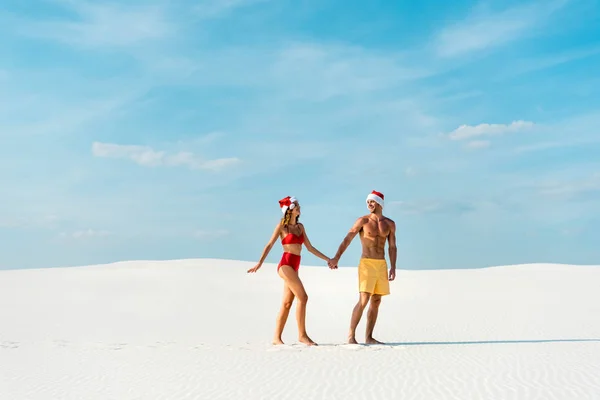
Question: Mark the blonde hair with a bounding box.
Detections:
[280,208,292,226]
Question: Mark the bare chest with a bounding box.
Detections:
[362,220,390,238]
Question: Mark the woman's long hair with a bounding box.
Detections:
[280,208,300,227]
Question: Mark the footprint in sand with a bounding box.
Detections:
[267,345,302,352]
[339,343,364,351]
[53,340,70,348]
[1,341,19,349]
[365,344,387,351]
[192,343,212,350]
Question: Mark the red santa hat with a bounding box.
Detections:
[366,190,384,208]
[279,196,298,214]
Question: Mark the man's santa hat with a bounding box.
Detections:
[366,190,384,208]
[279,196,298,214]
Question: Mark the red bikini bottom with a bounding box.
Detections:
[278,252,301,272]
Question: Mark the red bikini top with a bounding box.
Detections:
[281,232,304,245]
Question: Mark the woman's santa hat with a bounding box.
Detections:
[366,190,384,208]
[279,196,298,213]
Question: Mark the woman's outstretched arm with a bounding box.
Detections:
[247,222,281,273]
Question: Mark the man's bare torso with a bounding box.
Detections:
[359,215,393,259]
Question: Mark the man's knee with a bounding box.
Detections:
[370,295,382,307]
[358,292,371,308]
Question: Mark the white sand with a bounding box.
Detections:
[1,258,599,399]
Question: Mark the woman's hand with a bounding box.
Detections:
[327,257,339,269]
[247,263,262,273]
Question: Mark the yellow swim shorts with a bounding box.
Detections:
[358,258,390,296]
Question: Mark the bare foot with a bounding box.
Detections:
[299,336,318,346]
[272,338,284,345]
[365,337,384,345]
[348,336,358,344]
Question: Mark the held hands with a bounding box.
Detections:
[327,257,339,270]
[247,263,262,273]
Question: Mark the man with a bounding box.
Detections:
[328,190,397,344]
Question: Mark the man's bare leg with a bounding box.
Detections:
[348,292,371,344]
[273,283,294,345]
[365,294,384,344]
[278,266,317,346]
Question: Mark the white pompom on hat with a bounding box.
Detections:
[279,196,298,213]
[366,190,384,208]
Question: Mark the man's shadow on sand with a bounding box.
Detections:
[323,338,600,347]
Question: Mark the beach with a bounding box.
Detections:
[1,259,599,399]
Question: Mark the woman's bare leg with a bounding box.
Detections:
[278,265,317,346]
[273,281,295,345]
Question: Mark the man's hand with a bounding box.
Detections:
[388,267,396,281]
[328,257,339,270]
[247,263,262,273]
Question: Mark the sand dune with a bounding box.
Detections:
[1,259,599,399]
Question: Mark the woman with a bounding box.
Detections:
[247,195,331,346]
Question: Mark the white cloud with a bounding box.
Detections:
[434,0,570,57]
[0,214,60,229]
[405,167,417,177]
[194,0,270,18]
[92,142,164,166]
[91,142,240,172]
[448,120,535,141]
[0,87,140,138]
[187,131,226,145]
[537,174,600,199]
[513,141,564,153]
[21,1,172,48]
[389,200,477,215]
[562,227,584,236]
[513,136,600,154]
[466,140,491,149]
[198,157,241,171]
[501,46,600,78]
[60,229,112,239]
[270,43,431,101]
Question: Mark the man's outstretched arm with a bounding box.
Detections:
[330,217,367,267]
[388,220,397,281]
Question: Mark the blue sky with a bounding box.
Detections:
[1,0,600,270]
